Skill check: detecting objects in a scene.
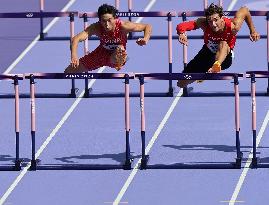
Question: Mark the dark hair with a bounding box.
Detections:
[98,4,118,19]
[205,3,223,18]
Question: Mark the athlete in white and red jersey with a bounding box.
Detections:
[176,3,260,88]
[65,4,152,73]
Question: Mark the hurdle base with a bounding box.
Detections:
[83,91,173,98]
[250,158,269,168]
[39,32,48,41]
[83,88,93,98]
[14,160,21,171]
[142,162,241,169]
[182,90,269,97]
[30,160,37,171]
[30,163,130,170]
[235,158,242,169]
[183,87,194,97]
[140,155,149,170]
[251,157,258,168]
[123,158,133,170]
[0,165,21,171]
[168,87,175,97]
[70,88,79,98]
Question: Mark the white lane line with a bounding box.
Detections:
[228,110,269,205]
[227,0,238,11]
[113,89,183,205]
[136,0,156,23]
[0,67,105,205]
[3,0,77,74]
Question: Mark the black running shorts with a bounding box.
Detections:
[183,44,233,73]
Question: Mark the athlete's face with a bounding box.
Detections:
[100,13,116,32]
[207,13,224,33]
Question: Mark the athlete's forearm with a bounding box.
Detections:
[176,21,197,34]
[244,9,256,33]
[143,24,152,41]
[70,37,79,57]
[234,7,256,33]
[215,42,230,65]
[215,52,227,65]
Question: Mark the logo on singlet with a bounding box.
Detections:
[102,38,122,50]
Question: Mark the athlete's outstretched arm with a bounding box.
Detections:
[176,17,206,45]
[232,6,260,41]
[121,21,152,46]
[70,23,98,68]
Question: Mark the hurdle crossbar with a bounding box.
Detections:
[0,74,23,171]
[136,73,242,169]
[25,73,133,170]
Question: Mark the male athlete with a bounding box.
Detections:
[176,3,260,87]
[64,4,152,73]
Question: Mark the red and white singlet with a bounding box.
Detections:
[204,17,236,53]
[79,19,127,70]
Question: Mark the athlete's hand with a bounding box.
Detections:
[136,38,148,46]
[250,31,260,42]
[178,33,188,46]
[207,61,221,73]
[71,55,79,68]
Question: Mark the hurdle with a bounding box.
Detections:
[136,72,243,169]
[178,10,269,96]
[246,71,269,168]
[79,11,177,97]
[39,0,121,39]
[204,0,223,9]
[24,72,133,170]
[0,11,79,98]
[0,74,23,171]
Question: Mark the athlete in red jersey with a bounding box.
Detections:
[176,3,260,88]
[64,4,152,73]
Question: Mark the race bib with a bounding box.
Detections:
[103,43,120,50]
[207,40,219,53]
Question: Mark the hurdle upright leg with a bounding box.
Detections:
[30,75,37,170]
[168,13,174,96]
[234,75,242,168]
[180,12,191,97]
[251,74,258,167]
[70,13,78,97]
[14,76,21,170]
[139,76,149,169]
[266,12,269,95]
[124,74,132,169]
[39,0,45,40]
[82,13,92,98]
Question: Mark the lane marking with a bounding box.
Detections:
[227,0,238,11]
[113,89,183,205]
